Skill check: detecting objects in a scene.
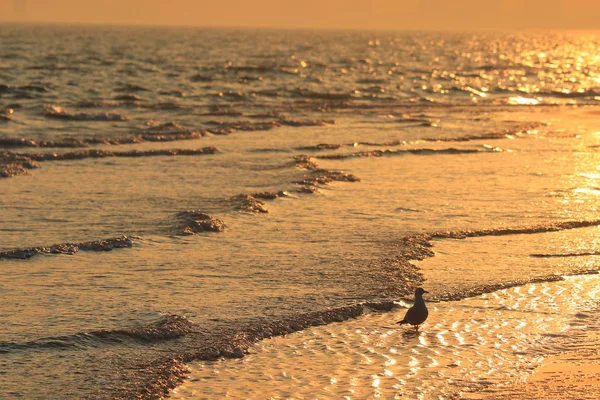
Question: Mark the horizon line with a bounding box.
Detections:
[1,20,600,33]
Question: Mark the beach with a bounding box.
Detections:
[1,25,600,399]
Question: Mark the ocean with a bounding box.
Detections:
[1,24,600,399]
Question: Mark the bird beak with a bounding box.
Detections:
[423,290,429,293]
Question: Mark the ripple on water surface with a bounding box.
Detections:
[172,276,600,399]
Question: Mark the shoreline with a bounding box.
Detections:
[170,275,600,399]
[485,330,600,399]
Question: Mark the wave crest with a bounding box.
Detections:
[44,105,128,122]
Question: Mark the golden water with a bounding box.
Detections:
[3,26,600,399]
[173,275,600,399]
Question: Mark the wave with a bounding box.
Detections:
[392,219,600,279]
[4,84,49,92]
[481,86,600,101]
[293,124,538,153]
[114,84,150,93]
[74,100,114,108]
[44,105,128,122]
[205,118,335,135]
[0,147,218,178]
[0,236,134,260]
[294,140,407,152]
[314,147,493,160]
[174,211,226,235]
[430,219,600,239]
[296,143,343,151]
[141,102,183,110]
[189,73,213,82]
[92,314,194,342]
[356,78,388,84]
[199,109,245,117]
[294,168,360,190]
[530,251,600,258]
[279,118,336,127]
[194,85,600,107]
[2,117,334,151]
[289,88,354,101]
[0,118,535,152]
[352,140,405,147]
[225,65,279,74]
[0,151,39,178]
[247,148,291,153]
[0,84,49,98]
[0,137,39,148]
[395,207,423,212]
[536,89,599,99]
[293,155,360,193]
[389,219,600,267]
[0,136,139,149]
[228,191,289,214]
[254,89,282,98]
[419,123,542,143]
[20,147,219,162]
[0,136,91,149]
[139,121,205,142]
[0,111,13,123]
[114,94,143,101]
[0,121,206,149]
[0,314,194,353]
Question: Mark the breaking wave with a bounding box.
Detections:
[0,236,135,259]
[315,147,497,160]
[44,105,128,122]
[0,314,194,353]
[0,148,218,178]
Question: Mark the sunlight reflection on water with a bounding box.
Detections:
[173,276,600,399]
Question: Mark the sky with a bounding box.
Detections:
[1,0,599,30]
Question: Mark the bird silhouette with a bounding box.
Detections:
[397,287,428,331]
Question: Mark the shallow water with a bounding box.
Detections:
[2,25,600,399]
[173,274,600,399]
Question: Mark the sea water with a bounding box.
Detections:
[1,25,600,399]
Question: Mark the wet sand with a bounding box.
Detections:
[485,333,600,400]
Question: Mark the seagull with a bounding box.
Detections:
[397,287,428,331]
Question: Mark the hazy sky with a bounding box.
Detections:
[1,0,599,30]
